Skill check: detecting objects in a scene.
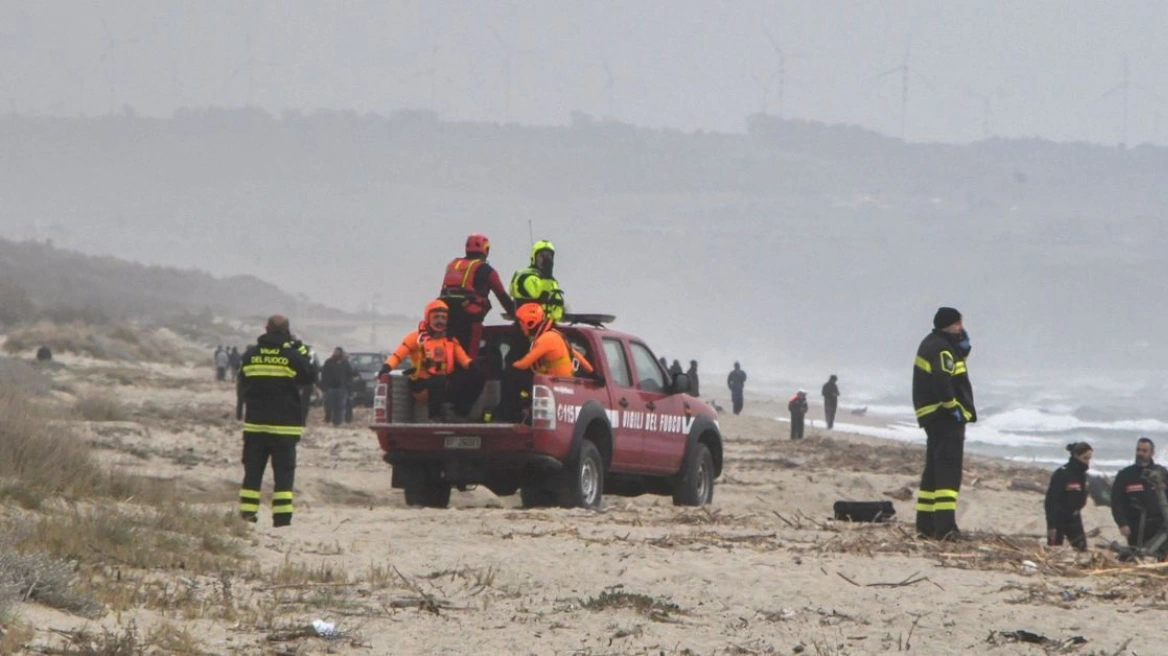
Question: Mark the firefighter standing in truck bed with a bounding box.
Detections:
[912,306,976,541]
[440,233,515,359]
[236,314,315,527]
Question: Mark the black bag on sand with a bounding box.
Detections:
[833,500,896,523]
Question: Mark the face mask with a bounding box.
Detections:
[956,330,971,355]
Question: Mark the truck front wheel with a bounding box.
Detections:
[672,443,714,506]
[559,440,604,509]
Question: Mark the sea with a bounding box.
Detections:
[755,370,1168,475]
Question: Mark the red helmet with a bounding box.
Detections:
[465,234,490,257]
[515,304,547,336]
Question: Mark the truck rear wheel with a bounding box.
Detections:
[558,440,604,509]
[672,443,714,506]
[403,468,452,508]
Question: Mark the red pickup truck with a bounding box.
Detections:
[369,323,723,509]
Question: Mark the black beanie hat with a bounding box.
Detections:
[933,306,962,329]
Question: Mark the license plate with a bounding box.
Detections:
[444,436,481,450]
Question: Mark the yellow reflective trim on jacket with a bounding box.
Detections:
[243,423,304,436]
[953,361,967,375]
[915,399,972,421]
[914,356,932,373]
[939,350,956,374]
[241,364,296,378]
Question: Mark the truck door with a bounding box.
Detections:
[627,341,687,474]
[600,337,642,472]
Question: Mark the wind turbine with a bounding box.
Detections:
[599,50,615,118]
[1096,54,1162,146]
[761,25,787,118]
[873,43,939,141]
[487,27,539,122]
[964,79,1013,140]
[224,33,279,106]
[488,26,514,121]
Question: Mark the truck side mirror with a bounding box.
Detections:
[671,372,692,395]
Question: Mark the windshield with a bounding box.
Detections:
[349,353,384,372]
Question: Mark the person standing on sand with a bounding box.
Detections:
[1111,437,1168,555]
[228,347,242,382]
[214,346,229,381]
[236,315,315,527]
[1045,442,1092,551]
[821,375,840,429]
[788,390,809,440]
[912,307,976,541]
[727,362,747,415]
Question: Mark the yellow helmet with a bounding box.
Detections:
[530,240,555,265]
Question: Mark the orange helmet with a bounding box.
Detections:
[465,234,490,257]
[424,299,449,331]
[515,304,547,336]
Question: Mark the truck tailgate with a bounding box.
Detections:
[371,422,536,454]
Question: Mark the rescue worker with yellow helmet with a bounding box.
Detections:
[383,300,484,420]
[510,240,564,322]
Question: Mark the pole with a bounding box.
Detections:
[528,219,534,246]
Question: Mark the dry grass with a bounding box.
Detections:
[26,620,214,655]
[0,386,145,506]
[75,392,129,422]
[0,382,249,636]
[3,321,181,363]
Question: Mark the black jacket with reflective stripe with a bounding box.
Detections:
[1110,462,1168,529]
[1045,458,1089,529]
[238,332,315,432]
[912,330,976,427]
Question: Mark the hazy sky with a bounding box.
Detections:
[4,0,1167,145]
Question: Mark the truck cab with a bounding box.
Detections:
[370,322,723,509]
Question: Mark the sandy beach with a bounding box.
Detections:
[8,355,1159,655]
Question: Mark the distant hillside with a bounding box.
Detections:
[2,110,1167,374]
[0,238,343,324]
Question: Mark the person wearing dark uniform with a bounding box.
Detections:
[821,375,840,430]
[510,240,565,323]
[236,315,315,527]
[1045,442,1093,551]
[440,234,516,360]
[1111,437,1168,554]
[788,390,809,440]
[687,360,700,397]
[913,306,976,541]
[727,362,747,415]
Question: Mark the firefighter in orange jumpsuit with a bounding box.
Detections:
[512,304,594,377]
[384,300,483,419]
[439,234,515,359]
